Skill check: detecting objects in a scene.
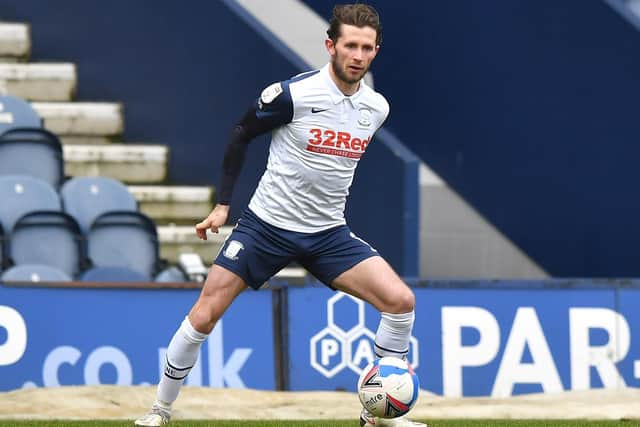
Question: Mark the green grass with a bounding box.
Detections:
[0,421,637,427]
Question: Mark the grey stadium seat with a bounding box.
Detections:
[9,211,84,279]
[0,223,5,270]
[0,95,42,135]
[154,266,188,283]
[0,175,61,233]
[0,128,65,189]
[60,176,138,233]
[80,266,149,282]
[2,264,72,283]
[87,211,160,281]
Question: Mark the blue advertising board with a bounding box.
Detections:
[3,281,639,396]
[0,285,275,392]
[288,284,639,396]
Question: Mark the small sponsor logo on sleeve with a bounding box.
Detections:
[260,82,283,105]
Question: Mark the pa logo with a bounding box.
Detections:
[309,293,419,378]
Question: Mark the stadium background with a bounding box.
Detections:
[2,0,640,420]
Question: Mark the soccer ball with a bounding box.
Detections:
[357,357,420,418]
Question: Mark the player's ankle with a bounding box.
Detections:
[153,400,172,412]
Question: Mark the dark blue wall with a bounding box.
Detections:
[0,0,417,275]
[305,1,640,277]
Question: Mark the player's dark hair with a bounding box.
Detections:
[327,3,382,46]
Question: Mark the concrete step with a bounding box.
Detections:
[31,102,123,138]
[63,144,167,184]
[0,63,76,101]
[128,185,214,224]
[59,135,114,145]
[0,23,30,62]
[158,225,231,265]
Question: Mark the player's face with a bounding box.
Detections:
[326,24,379,88]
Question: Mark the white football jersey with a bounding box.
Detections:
[248,64,389,232]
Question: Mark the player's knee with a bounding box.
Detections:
[188,304,221,334]
[189,307,217,334]
[392,286,415,313]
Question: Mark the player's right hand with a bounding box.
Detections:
[195,204,230,240]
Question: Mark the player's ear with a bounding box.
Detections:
[325,38,336,55]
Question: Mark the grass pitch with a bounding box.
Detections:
[0,420,637,427]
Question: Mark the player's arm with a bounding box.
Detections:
[196,82,293,239]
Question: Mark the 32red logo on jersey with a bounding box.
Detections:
[307,128,371,158]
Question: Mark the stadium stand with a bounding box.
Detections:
[86,211,162,281]
[0,21,218,282]
[8,211,84,278]
[0,127,64,188]
[0,175,61,232]
[60,176,138,233]
[1,264,72,282]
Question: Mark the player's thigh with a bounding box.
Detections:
[331,256,415,314]
[189,264,248,333]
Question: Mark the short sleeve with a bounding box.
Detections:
[254,81,294,129]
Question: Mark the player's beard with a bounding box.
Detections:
[331,54,368,85]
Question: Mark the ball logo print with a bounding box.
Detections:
[358,357,420,418]
[310,293,419,378]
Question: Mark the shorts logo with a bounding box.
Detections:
[223,240,244,261]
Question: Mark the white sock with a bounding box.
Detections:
[156,316,208,407]
[374,311,415,359]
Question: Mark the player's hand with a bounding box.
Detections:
[195,204,230,240]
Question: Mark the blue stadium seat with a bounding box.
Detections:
[2,264,72,283]
[0,175,61,233]
[0,128,65,189]
[60,176,138,233]
[87,211,160,280]
[80,266,149,282]
[0,95,42,135]
[9,211,84,279]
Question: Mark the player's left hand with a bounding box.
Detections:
[195,204,230,240]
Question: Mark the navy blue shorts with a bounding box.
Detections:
[213,209,378,290]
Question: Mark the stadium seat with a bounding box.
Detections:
[0,128,65,189]
[1,264,72,283]
[154,266,188,283]
[87,211,160,280]
[60,176,138,233]
[8,211,84,279]
[0,95,42,135]
[80,266,149,282]
[0,223,5,270]
[0,175,61,232]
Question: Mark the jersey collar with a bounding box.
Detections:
[321,63,366,107]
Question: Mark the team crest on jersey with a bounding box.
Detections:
[358,107,372,128]
[259,82,283,109]
[223,240,244,261]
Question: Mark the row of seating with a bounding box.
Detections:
[0,95,194,283]
[0,174,188,283]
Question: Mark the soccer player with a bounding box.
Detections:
[135,3,425,427]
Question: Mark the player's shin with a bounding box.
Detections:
[373,310,415,360]
[156,316,208,408]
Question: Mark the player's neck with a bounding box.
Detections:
[328,66,360,96]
